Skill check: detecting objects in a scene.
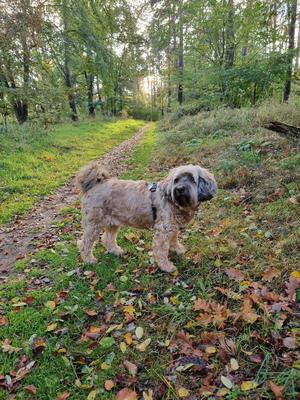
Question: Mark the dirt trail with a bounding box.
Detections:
[0,123,151,275]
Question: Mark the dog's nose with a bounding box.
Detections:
[176,186,185,194]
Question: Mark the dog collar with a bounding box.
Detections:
[148,183,158,222]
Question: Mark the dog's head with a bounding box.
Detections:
[163,165,217,209]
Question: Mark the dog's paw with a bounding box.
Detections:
[83,256,97,264]
[159,262,177,273]
[171,243,186,255]
[106,247,125,256]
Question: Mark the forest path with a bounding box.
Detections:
[0,123,151,276]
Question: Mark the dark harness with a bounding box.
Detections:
[148,182,158,222]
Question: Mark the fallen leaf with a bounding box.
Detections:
[25,385,37,395]
[45,301,56,311]
[240,381,258,391]
[283,336,296,349]
[262,268,281,282]
[124,332,133,345]
[123,360,138,376]
[135,326,144,340]
[221,376,233,389]
[56,392,70,400]
[143,389,154,400]
[136,338,151,352]
[230,358,239,371]
[216,387,230,397]
[123,305,135,317]
[193,298,210,312]
[0,316,8,326]
[177,387,190,397]
[104,379,115,391]
[225,268,245,282]
[33,337,46,352]
[285,276,300,300]
[1,339,22,354]
[84,309,97,317]
[46,323,58,332]
[215,287,242,300]
[267,380,284,399]
[120,342,127,353]
[116,388,138,400]
[291,271,300,279]
[87,390,97,400]
[205,346,217,354]
[95,290,103,301]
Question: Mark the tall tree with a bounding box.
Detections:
[283,0,297,102]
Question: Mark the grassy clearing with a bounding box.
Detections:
[0,119,144,224]
[0,107,299,399]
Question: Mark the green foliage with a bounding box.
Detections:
[0,119,144,224]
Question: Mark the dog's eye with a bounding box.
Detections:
[174,178,179,184]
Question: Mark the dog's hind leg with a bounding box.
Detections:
[78,224,100,264]
[169,231,186,255]
[102,226,124,256]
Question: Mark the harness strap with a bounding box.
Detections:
[148,183,158,222]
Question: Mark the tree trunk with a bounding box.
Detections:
[177,0,184,105]
[225,0,235,69]
[263,120,300,139]
[283,0,297,102]
[295,7,300,69]
[62,0,78,121]
[85,72,95,117]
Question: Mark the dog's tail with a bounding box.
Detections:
[76,161,109,193]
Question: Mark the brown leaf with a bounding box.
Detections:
[267,380,284,400]
[238,298,259,324]
[83,309,98,317]
[225,268,245,282]
[33,337,46,352]
[282,336,296,349]
[25,385,37,395]
[249,353,263,363]
[116,388,138,400]
[104,379,115,391]
[0,316,8,326]
[56,392,70,400]
[123,360,138,376]
[193,298,210,312]
[262,268,281,282]
[285,276,300,301]
[215,287,242,300]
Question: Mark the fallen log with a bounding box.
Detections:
[263,120,300,139]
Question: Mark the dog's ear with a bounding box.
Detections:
[197,175,217,202]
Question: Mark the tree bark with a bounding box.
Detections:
[177,0,184,105]
[62,0,78,121]
[225,0,235,69]
[85,72,95,117]
[263,120,300,139]
[283,0,297,102]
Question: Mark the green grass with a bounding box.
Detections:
[0,119,144,224]
[0,110,299,399]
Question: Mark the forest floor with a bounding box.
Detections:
[0,113,299,400]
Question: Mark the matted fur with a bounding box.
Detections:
[76,163,217,272]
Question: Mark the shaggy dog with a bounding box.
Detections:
[76,162,217,272]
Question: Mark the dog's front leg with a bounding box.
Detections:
[169,231,186,255]
[153,230,177,273]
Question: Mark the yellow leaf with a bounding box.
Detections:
[120,342,127,353]
[170,295,180,305]
[143,389,154,400]
[177,387,190,398]
[100,362,110,370]
[87,390,97,400]
[136,338,151,352]
[205,346,217,354]
[46,323,57,332]
[291,271,300,279]
[123,305,135,317]
[135,326,144,340]
[241,381,258,391]
[45,301,56,311]
[216,388,230,397]
[124,332,133,345]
